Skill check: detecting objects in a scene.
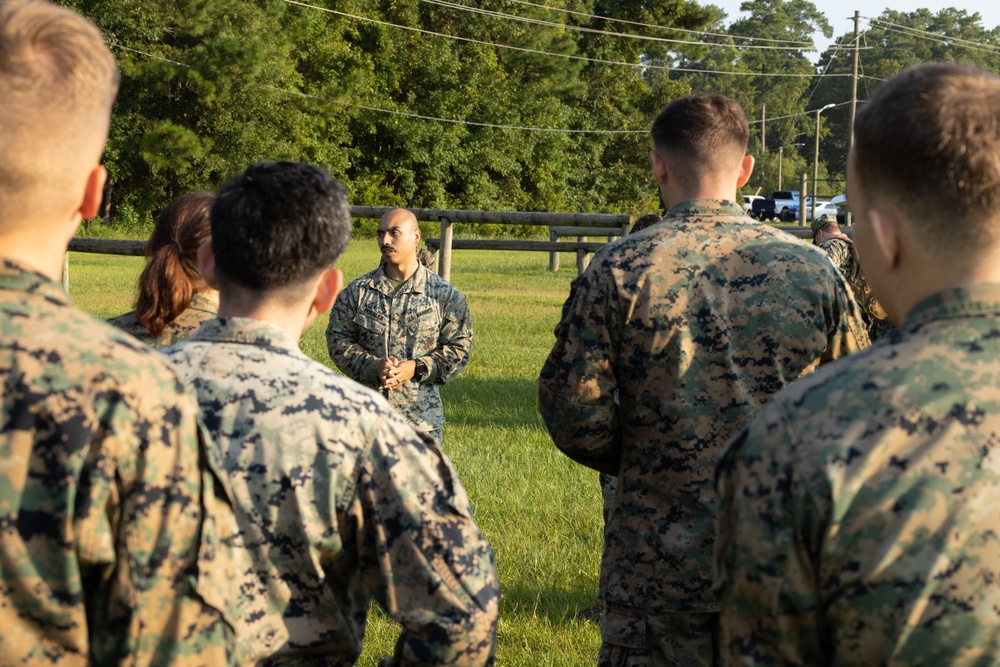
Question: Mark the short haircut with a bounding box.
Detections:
[211,161,352,292]
[650,93,749,184]
[630,213,663,234]
[0,0,120,229]
[135,192,214,337]
[853,63,1000,257]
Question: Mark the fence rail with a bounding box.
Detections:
[63,217,844,293]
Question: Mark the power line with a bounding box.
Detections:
[867,17,1000,55]
[467,0,812,46]
[421,0,816,51]
[281,0,844,78]
[107,41,648,134]
[751,100,853,125]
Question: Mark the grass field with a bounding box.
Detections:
[70,242,604,665]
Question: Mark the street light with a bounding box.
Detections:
[813,103,836,220]
[778,143,804,190]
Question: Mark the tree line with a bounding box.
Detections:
[62,0,1000,232]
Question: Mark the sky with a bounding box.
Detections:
[713,0,1000,61]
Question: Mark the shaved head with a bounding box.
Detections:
[380,208,419,231]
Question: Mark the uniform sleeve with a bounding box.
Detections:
[327,285,382,387]
[821,264,871,364]
[350,415,498,666]
[81,369,240,665]
[537,264,621,475]
[421,290,472,385]
[714,407,830,666]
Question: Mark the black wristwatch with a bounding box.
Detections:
[414,360,428,381]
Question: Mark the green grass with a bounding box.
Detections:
[70,243,603,666]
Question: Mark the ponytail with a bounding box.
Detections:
[133,191,214,337]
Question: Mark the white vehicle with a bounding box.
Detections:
[806,200,841,221]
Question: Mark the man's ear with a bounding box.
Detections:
[868,207,901,272]
[650,150,668,187]
[79,165,107,219]
[312,268,343,314]
[736,155,755,188]
[196,240,220,290]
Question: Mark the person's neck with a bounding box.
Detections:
[663,183,737,210]
[217,296,312,343]
[384,256,420,281]
[890,245,1000,324]
[0,218,79,282]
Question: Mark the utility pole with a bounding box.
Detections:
[761,103,766,152]
[814,104,835,220]
[778,146,783,190]
[849,11,860,153]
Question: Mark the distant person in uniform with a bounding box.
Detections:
[108,191,218,347]
[163,162,498,665]
[812,212,895,341]
[327,208,473,444]
[539,93,868,666]
[716,62,1000,666]
[0,1,239,663]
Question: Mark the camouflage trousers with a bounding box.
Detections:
[599,473,617,531]
[599,604,719,667]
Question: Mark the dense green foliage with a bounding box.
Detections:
[59,0,1000,230]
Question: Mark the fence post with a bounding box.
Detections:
[62,252,69,293]
[439,217,453,282]
[798,173,808,227]
[576,235,588,275]
[548,228,560,272]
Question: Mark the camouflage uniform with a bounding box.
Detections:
[164,317,498,666]
[538,200,869,665]
[715,283,1000,666]
[107,292,218,348]
[0,259,239,666]
[819,233,895,343]
[326,264,472,444]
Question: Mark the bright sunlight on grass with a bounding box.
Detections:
[70,241,604,666]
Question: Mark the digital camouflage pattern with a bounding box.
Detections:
[107,292,218,348]
[819,234,894,342]
[326,264,472,443]
[0,260,239,666]
[715,283,1000,666]
[164,317,498,666]
[539,200,869,628]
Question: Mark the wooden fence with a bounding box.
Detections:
[65,206,635,285]
[63,211,838,290]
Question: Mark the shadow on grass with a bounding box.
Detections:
[442,375,545,430]
[500,579,601,625]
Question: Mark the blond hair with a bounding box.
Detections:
[0,0,119,229]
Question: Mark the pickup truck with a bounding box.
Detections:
[750,190,801,221]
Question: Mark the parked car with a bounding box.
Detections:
[805,199,840,221]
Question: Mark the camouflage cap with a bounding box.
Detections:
[810,214,835,235]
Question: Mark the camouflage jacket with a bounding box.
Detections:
[539,199,869,615]
[0,259,239,666]
[326,264,472,439]
[164,317,498,666]
[107,292,218,349]
[819,234,893,342]
[715,283,1000,667]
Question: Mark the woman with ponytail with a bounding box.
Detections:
[109,191,218,348]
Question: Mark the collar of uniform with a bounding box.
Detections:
[369,263,428,296]
[0,258,72,305]
[188,316,304,354]
[665,198,746,219]
[903,282,1000,329]
[189,292,220,315]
